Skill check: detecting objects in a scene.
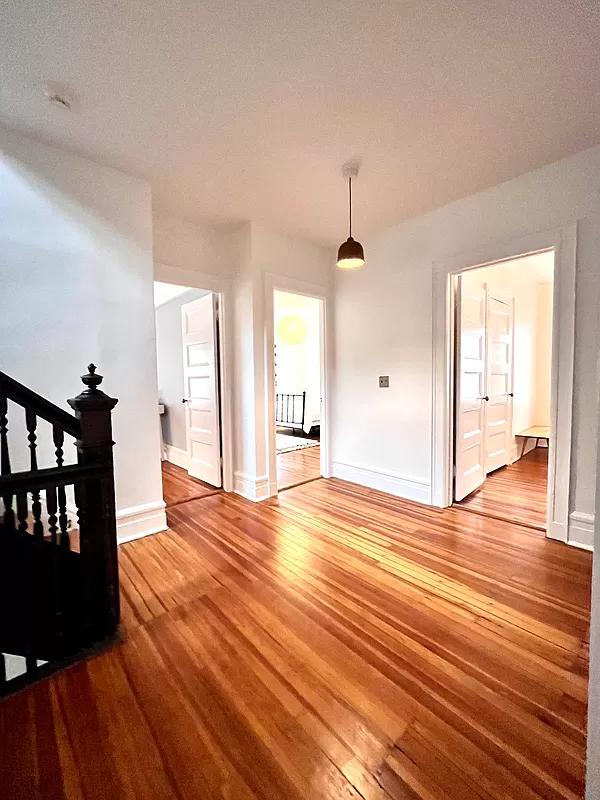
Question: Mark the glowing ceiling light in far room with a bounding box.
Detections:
[336,162,365,270]
[276,314,308,346]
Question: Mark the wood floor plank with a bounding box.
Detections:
[161,460,222,507]
[277,443,321,489]
[456,448,548,529]
[0,475,592,799]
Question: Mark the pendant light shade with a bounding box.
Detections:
[336,164,365,270]
[337,236,365,270]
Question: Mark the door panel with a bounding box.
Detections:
[181,294,222,487]
[455,279,487,501]
[485,292,514,474]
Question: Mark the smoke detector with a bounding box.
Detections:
[43,82,74,110]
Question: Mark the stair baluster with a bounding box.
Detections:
[53,425,70,547]
[0,392,15,530]
[25,409,44,540]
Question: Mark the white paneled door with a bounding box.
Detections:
[181,294,222,487]
[485,291,514,474]
[455,278,487,502]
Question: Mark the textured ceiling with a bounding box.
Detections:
[2,0,599,245]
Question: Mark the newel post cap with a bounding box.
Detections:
[68,364,118,413]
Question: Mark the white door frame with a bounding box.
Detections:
[154,263,234,493]
[264,273,332,496]
[431,224,577,543]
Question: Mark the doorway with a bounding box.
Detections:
[452,252,554,529]
[154,281,225,508]
[271,290,324,491]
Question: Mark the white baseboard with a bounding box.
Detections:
[332,460,431,505]
[117,500,168,544]
[568,512,594,551]
[234,471,270,502]
[164,444,189,470]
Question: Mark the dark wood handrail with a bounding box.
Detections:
[1,365,120,692]
[0,462,109,493]
[0,372,80,438]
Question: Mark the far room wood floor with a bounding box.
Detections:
[162,460,222,507]
[1,476,591,799]
[455,447,548,529]
[277,443,321,490]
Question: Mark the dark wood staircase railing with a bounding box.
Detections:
[0,365,119,694]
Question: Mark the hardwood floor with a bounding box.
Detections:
[162,460,222,507]
[0,477,592,799]
[277,443,321,489]
[456,447,548,529]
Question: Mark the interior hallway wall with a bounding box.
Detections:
[333,144,600,533]
[152,215,334,501]
[0,125,166,541]
[232,226,333,499]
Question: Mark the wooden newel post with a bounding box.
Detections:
[68,365,119,640]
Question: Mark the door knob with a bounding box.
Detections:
[508,392,514,397]
[182,398,189,403]
[477,395,489,401]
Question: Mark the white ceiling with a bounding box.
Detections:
[2,0,599,245]
[475,250,555,284]
[274,290,320,314]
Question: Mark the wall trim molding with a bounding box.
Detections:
[117,500,168,544]
[568,511,595,551]
[164,444,189,470]
[332,460,431,505]
[234,471,270,502]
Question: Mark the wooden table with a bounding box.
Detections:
[515,425,550,458]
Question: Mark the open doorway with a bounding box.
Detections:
[452,251,554,529]
[273,290,322,491]
[154,281,224,508]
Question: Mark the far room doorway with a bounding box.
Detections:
[453,251,554,529]
[154,281,224,508]
[273,290,322,490]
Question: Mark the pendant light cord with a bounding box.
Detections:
[348,177,352,238]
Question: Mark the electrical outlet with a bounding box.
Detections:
[379,375,390,388]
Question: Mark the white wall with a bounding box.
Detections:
[536,281,554,427]
[0,125,166,541]
[153,213,236,278]
[333,144,600,526]
[232,226,333,499]
[155,287,211,450]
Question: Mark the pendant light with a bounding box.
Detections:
[336,163,365,270]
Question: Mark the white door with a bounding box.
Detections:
[455,276,487,501]
[181,294,222,487]
[485,290,514,474]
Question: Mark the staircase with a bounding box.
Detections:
[0,365,119,695]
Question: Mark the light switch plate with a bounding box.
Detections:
[379,375,390,388]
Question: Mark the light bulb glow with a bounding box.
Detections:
[276,314,308,345]
[336,256,365,270]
